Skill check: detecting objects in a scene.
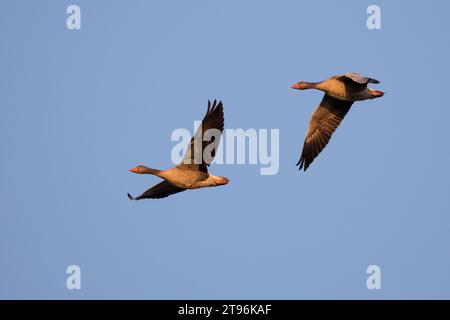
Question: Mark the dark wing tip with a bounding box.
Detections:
[302,163,309,171]
[296,140,311,172]
[206,99,223,117]
[296,157,309,172]
[127,193,135,200]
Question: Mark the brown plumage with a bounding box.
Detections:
[127,100,228,200]
[292,73,384,171]
[128,180,185,200]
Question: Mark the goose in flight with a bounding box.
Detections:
[128,100,228,200]
[291,73,384,171]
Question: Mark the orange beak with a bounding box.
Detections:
[129,167,139,173]
[291,83,301,89]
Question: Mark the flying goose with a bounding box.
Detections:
[291,73,384,171]
[128,100,228,200]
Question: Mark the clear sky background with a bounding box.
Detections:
[1,0,450,299]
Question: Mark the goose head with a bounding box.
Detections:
[291,81,307,90]
[129,165,153,174]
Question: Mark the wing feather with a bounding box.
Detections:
[297,94,353,171]
[179,100,224,172]
[337,72,380,84]
[127,181,185,200]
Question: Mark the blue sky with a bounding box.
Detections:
[1,0,450,299]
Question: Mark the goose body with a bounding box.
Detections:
[293,73,384,102]
[292,73,384,171]
[128,100,228,200]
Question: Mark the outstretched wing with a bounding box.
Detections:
[337,72,380,85]
[179,100,224,172]
[127,181,186,200]
[297,94,354,171]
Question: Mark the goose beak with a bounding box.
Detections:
[129,167,139,173]
[291,83,301,90]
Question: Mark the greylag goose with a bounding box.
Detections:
[128,100,228,200]
[291,73,384,171]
